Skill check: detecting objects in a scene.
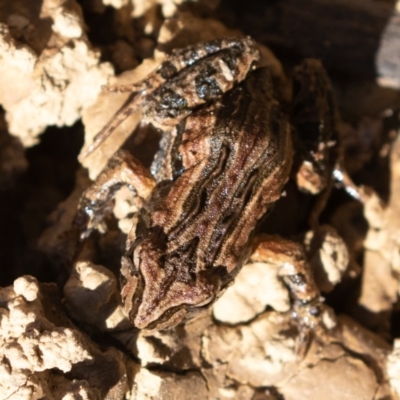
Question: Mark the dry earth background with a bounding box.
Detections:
[2,0,400,399]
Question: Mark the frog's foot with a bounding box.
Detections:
[73,199,110,240]
[293,297,324,328]
[73,150,155,239]
[292,296,342,360]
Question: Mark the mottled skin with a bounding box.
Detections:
[75,38,322,330]
[121,68,298,329]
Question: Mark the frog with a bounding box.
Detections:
[73,36,344,331]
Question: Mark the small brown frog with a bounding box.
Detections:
[74,37,345,331]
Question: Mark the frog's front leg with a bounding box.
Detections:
[74,149,155,238]
[250,234,321,328]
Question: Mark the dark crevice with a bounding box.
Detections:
[0,123,83,286]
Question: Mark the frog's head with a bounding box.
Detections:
[120,235,222,330]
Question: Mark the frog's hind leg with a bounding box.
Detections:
[101,76,162,94]
[81,94,146,157]
[101,36,259,96]
[74,149,156,238]
[250,234,322,327]
[250,234,324,357]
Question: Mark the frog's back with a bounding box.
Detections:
[123,68,293,329]
[148,68,292,279]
